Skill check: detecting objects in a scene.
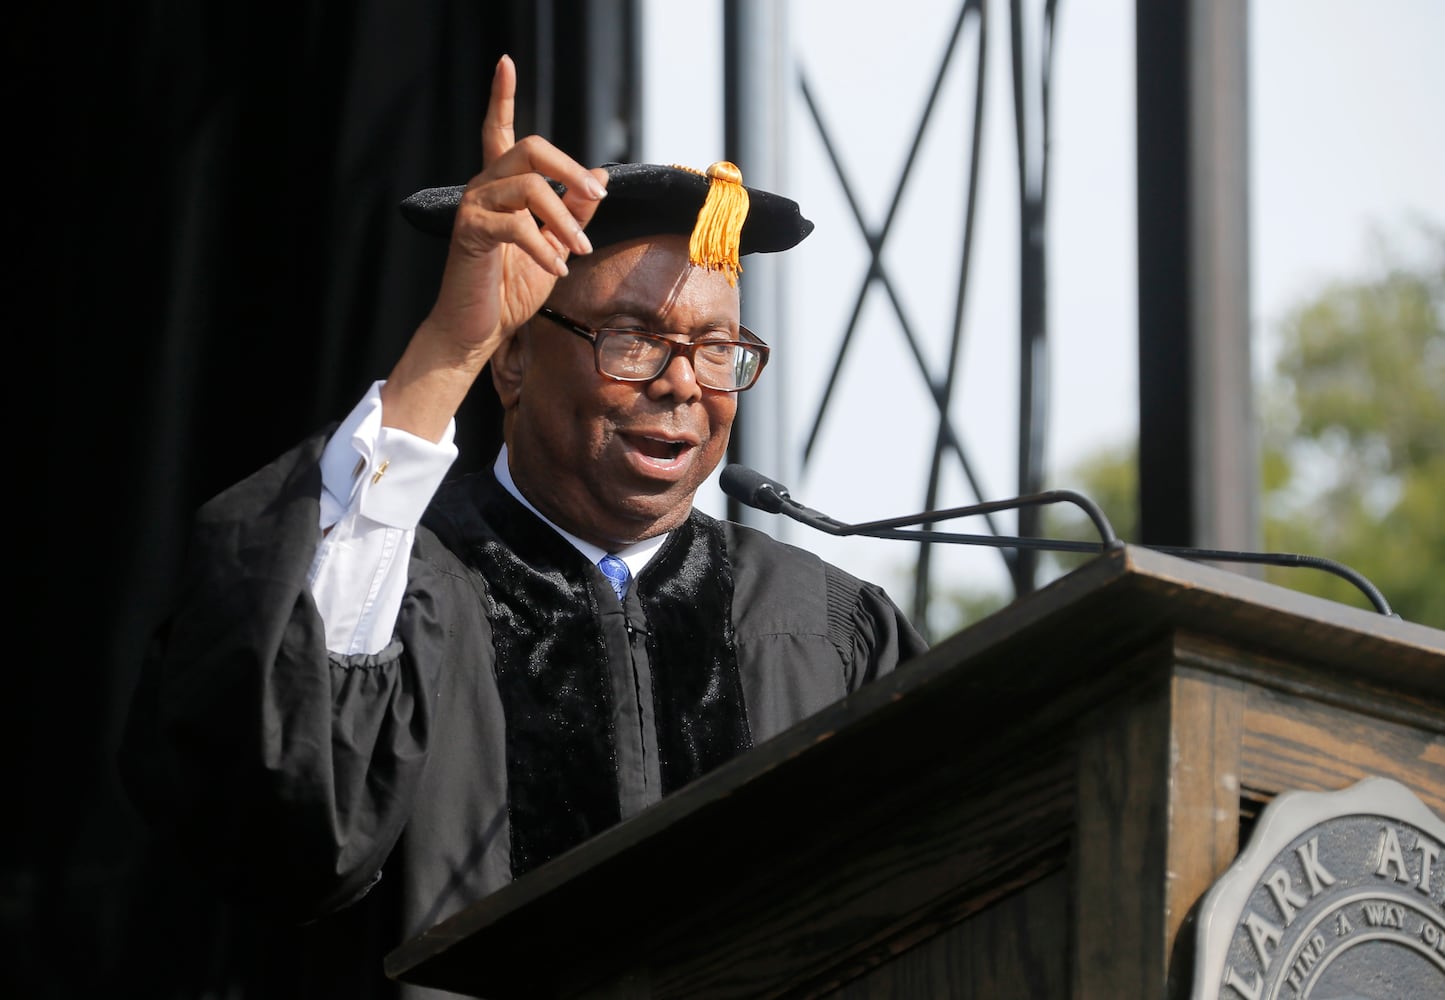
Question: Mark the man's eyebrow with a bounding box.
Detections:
[594,305,741,334]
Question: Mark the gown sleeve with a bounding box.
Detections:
[118,430,439,922]
[830,564,931,692]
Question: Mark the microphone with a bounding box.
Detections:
[719,465,793,516]
[721,464,1121,555]
[719,465,1396,617]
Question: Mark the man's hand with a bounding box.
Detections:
[433,54,609,354]
[382,55,609,441]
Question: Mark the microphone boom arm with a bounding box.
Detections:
[842,489,1121,548]
[727,467,1396,617]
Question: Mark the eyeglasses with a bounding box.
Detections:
[536,306,771,392]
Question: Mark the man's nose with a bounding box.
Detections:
[646,351,704,402]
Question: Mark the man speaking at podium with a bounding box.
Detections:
[119,54,926,997]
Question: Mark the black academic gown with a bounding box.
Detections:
[119,430,926,999]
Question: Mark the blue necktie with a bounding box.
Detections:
[599,554,631,600]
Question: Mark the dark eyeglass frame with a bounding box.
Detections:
[536,306,771,392]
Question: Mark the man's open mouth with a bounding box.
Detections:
[631,435,689,461]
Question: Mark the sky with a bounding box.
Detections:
[639,0,1445,627]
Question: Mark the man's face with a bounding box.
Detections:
[496,234,743,549]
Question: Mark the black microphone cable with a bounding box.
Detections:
[719,465,1396,618]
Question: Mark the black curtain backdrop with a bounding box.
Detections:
[17,3,585,997]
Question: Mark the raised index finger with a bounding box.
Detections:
[481,54,516,167]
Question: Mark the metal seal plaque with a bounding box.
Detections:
[1189,776,1444,999]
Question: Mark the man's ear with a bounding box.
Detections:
[491,325,528,408]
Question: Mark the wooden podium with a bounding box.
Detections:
[385,545,1445,999]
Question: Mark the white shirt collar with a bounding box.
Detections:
[493,445,667,578]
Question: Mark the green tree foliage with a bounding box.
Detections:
[938,229,1444,631]
[1258,227,1444,626]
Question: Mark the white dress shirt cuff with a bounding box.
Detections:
[318,380,458,530]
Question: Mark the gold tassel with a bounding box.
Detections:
[686,161,750,287]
